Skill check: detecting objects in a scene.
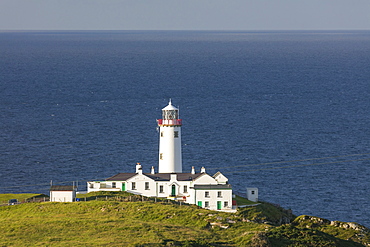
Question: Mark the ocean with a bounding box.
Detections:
[0,30,369,227]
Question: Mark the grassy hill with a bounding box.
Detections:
[1,192,369,246]
[0,193,46,204]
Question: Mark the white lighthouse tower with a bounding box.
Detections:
[158,100,183,173]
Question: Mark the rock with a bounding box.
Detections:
[296,215,330,227]
[331,221,369,232]
[250,232,271,247]
[210,222,229,229]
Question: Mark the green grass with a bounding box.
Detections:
[0,193,46,204]
[1,193,369,246]
[0,198,266,246]
[234,195,258,206]
[236,201,295,226]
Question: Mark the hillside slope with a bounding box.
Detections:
[1,193,369,246]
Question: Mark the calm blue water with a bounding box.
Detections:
[1,31,369,227]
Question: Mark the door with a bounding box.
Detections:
[171,185,176,196]
[197,201,202,207]
[122,183,126,191]
[217,201,222,210]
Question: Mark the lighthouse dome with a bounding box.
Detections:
[162,100,178,111]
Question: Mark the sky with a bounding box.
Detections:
[1,0,370,31]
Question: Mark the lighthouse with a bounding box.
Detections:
[87,100,235,212]
[158,100,183,173]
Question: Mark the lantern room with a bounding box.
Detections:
[158,100,182,126]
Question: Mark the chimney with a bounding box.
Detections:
[151,166,155,174]
[136,163,142,174]
[191,166,195,174]
[200,167,206,173]
[170,173,177,181]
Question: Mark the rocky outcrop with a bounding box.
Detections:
[250,232,271,247]
[330,221,369,232]
[294,215,331,228]
[294,215,370,246]
[295,215,369,232]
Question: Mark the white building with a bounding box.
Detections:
[247,188,259,202]
[87,100,235,211]
[50,185,77,202]
[88,164,233,211]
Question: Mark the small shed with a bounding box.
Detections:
[246,188,259,202]
[50,185,77,202]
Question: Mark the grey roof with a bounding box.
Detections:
[146,173,204,181]
[212,171,224,178]
[106,172,204,182]
[106,173,136,181]
[50,185,76,191]
[193,184,232,190]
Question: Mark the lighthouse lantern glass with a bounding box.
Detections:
[163,109,178,120]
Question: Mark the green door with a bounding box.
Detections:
[197,201,202,207]
[171,185,176,196]
[217,201,222,210]
[122,183,126,191]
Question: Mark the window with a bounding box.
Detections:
[89,183,94,188]
[205,191,210,198]
[224,201,229,208]
[251,191,255,195]
[132,182,136,190]
[160,153,163,160]
[160,132,164,137]
[183,185,188,193]
[112,182,116,188]
[217,191,222,198]
[174,131,179,138]
[145,182,149,190]
[159,185,164,193]
[205,201,209,208]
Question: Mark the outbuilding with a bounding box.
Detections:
[50,185,77,202]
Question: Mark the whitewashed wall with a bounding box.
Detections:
[50,191,76,202]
